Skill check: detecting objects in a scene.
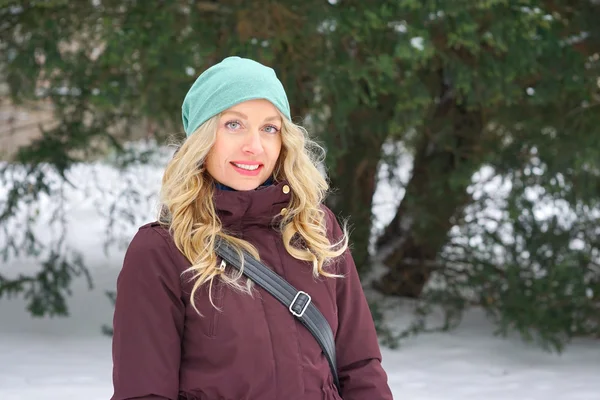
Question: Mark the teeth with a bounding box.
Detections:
[233,163,259,171]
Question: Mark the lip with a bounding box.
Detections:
[230,161,264,177]
[231,161,262,165]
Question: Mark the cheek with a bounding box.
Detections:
[203,152,216,176]
[205,144,228,175]
[267,136,283,161]
[208,136,232,165]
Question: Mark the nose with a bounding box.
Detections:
[242,130,264,155]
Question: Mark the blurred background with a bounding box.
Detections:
[1,1,599,399]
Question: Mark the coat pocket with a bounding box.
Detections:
[192,277,227,339]
[208,280,226,338]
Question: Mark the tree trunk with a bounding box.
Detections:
[326,128,386,277]
[374,99,485,297]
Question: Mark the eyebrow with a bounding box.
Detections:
[222,110,282,123]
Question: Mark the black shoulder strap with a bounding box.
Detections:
[214,237,342,396]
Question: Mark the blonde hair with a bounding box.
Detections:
[159,112,349,312]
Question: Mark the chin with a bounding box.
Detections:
[235,185,260,191]
[230,179,262,191]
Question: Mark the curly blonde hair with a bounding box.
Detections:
[159,112,348,312]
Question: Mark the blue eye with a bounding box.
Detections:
[225,120,242,130]
[264,125,280,134]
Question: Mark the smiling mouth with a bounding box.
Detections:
[231,162,261,171]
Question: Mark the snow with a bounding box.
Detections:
[1,142,599,400]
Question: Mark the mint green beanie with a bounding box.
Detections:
[182,56,291,137]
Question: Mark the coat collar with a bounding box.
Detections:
[213,179,292,234]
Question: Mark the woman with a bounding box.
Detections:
[111,56,393,400]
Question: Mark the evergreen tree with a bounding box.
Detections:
[1,0,598,349]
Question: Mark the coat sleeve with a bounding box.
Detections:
[111,226,186,400]
[324,206,394,400]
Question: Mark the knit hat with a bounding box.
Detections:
[182,56,291,137]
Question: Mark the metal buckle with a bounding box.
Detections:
[218,259,226,271]
[289,291,311,318]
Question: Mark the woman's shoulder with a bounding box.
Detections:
[123,221,189,272]
[118,222,187,303]
[319,204,343,239]
[137,220,173,240]
[129,221,175,250]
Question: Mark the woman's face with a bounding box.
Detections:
[205,99,283,191]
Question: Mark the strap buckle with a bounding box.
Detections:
[289,291,311,318]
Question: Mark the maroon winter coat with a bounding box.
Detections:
[111,180,393,400]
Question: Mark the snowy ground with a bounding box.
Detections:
[1,143,599,400]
